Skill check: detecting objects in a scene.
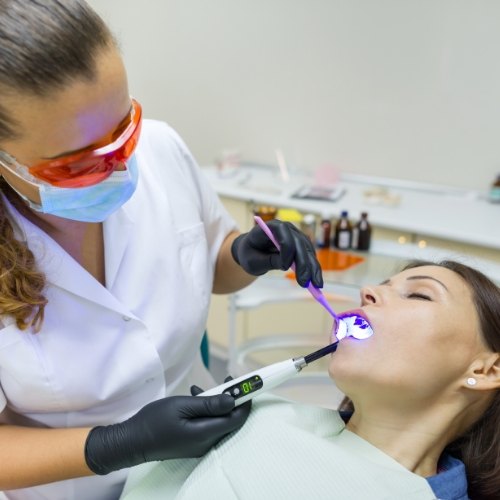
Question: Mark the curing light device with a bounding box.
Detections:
[199,315,373,406]
[199,215,374,406]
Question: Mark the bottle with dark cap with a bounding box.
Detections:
[352,212,372,251]
[333,210,352,250]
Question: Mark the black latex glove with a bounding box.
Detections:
[231,219,323,287]
[84,389,251,475]
[191,374,252,409]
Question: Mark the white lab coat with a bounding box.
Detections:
[0,120,237,500]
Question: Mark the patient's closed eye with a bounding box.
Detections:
[407,293,432,300]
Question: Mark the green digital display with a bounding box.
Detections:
[227,375,263,399]
[242,381,252,394]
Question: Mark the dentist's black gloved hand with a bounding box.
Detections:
[231,219,323,288]
[85,389,251,475]
[190,375,252,415]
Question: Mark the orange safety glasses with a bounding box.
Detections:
[23,99,142,188]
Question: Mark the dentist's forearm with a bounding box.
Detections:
[212,231,257,293]
[0,424,93,490]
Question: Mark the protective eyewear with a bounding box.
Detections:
[0,98,142,188]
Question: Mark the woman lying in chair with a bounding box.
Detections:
[120,260,499,500]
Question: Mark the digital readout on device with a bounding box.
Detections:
[224,375,263,399]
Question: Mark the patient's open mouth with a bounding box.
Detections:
[334,310,373,341]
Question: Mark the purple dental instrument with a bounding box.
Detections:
[254,215,340,328]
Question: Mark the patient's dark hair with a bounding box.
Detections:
[339,260,500,500]
[0,0,114,330]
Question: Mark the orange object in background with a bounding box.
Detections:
[286,248,364,280]
[316,248,364,271]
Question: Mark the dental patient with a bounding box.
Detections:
[120,260,499,500]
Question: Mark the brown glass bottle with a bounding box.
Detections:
[333,210,352,249]
[253,205,277,222]
[318,216,332,248]
[352,212,372,251]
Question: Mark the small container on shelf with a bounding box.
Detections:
[352,212,372,251]
[253,205,277,222]
[317,214,332,249]
[333,210,352,250]
[300,213,317,245]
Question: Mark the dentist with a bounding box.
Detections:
[0,1,323,499]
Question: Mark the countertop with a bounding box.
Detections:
[202,164,499,250]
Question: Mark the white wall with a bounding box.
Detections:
[88,0,500,191]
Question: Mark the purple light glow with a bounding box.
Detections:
[335,314,373,341]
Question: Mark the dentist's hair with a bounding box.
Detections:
[340,260,500,500]
[0,0,114,140]
[0,0,115,331]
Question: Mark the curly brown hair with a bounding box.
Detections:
[0,181,46,331]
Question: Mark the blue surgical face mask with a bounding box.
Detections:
[12,154,139,223]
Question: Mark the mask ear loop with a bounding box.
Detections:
[0,153,45,209]
[0,152,44,186]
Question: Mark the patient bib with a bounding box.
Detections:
[121,395,437,500]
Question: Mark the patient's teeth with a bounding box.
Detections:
[335,315,373,341]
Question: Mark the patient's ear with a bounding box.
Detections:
[463,352,500,391]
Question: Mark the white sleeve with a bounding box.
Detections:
[0,384,6,413]
[136,119,239,269]
[159,122,239,264]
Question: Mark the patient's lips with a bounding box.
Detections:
[335,312,373,341]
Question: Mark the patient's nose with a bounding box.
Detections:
[360,286,378,305]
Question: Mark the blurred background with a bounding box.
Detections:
[88,0,500,191]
